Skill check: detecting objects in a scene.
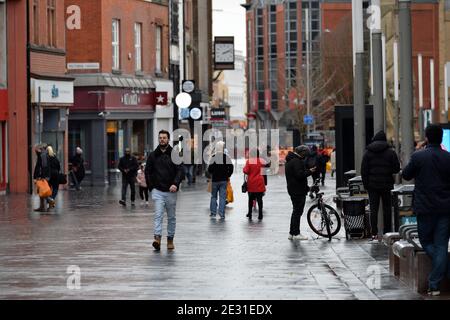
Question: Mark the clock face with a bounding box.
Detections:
[215,43,234,63]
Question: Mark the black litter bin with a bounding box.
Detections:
[342,197,370,239]
[391,185,415,231]
[348,176,366,196]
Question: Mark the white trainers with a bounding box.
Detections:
[288,234,293,240]
[293,234,308,240]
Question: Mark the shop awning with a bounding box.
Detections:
[73,74,156,89]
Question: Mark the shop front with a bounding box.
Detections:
[69,75,158,185]
[30,76,74,176]
[0,89,8,193]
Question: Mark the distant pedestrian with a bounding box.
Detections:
[47,146,61,209]
[307,145,321,197]
[118,148,139,207]
[330,148,336,178]
[243,148,267,220]
[207,141,234,220]
[285,145,316,240]
[317,148,329,186]
[33,143,51,212]
[402,125,450,296]
[145,130,184,251]
[361,130,400,241]
[136,163,149,206]
[70,147,85,190]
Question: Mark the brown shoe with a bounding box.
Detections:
[167,238,175,250]
[152,235,161,251]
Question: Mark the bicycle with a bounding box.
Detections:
[306,179,342,241]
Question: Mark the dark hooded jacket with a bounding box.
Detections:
[145,145,185,192]
[402,144,450,216]
[285,152,313,196]
[361,131,400,190]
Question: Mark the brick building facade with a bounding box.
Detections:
[65,0,172,186]
[245,0,447,144]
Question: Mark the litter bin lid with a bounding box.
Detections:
[348,176,363,183]
[341,197,367,202]
[391,184,415,194]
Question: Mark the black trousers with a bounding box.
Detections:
[122,177,136,202]
[248,192,264,216]
[139,187,149,201]
[290,195,306,236]
[368,189,393,236]
[320,169,326,185]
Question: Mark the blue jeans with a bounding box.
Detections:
[184,165,194,184]
[152,189,177,239]
[417,213,450,290]
[210,181,227,218]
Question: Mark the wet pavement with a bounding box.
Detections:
[0,162,444,300]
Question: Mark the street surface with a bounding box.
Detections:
[0,161,442,300]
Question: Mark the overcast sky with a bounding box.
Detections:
[213,0,246,56]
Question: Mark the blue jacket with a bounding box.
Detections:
[402,144,450,215]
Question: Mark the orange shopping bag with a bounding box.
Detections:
[226,180,234,203]
[36,179,52,198]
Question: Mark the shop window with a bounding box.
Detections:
[112,19,120,70]
[134,23,142,72]
[156,26,162,74]
[47,0,56,47]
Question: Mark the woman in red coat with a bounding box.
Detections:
[243,149,267,220]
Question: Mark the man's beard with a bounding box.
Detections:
[159,142,168,149]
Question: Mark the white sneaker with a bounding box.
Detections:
[293,234,308,240]
[288,234,293,240]
[145,201,149,206]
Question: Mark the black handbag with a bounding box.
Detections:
[58,173,68,185]
[241,175,248,193]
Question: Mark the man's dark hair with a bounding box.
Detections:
[159,130,170,139]
[425,124,443,145]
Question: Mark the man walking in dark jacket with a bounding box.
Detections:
[118,148,139,207]
[145,130,184,251]
[402,125,450,296]
[361,131,400,240]
[285,145,316,240]
[207,141,234,220]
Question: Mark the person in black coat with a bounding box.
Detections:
[118,148,139,206]
[33,144,50,212]
[285,145,316,240]
[207,141,234,219]
[145,130,185,251]
[361,130,400,240]
[402,125,450,295]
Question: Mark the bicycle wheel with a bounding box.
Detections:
[307,203,341,239]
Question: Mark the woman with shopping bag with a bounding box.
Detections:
[33,144,52,212]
